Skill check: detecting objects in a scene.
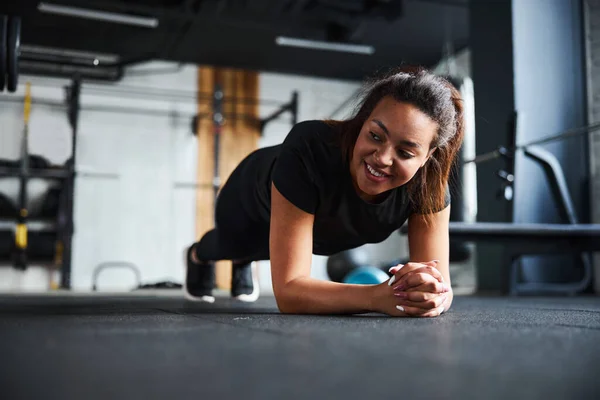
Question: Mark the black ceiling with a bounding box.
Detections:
[1,0,469,81]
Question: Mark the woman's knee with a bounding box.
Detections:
[193,230,221,262]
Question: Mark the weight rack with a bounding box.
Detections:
[0,78,80,289]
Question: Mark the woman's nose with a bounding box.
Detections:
[376,146,394,166]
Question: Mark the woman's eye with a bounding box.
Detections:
[370,132,382,142]
[397,150,414,159]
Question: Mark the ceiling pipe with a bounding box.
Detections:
[38,2,159,28]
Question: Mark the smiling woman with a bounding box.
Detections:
[184,66,464,318]
[348,100,439,203]
[330,67,464,218]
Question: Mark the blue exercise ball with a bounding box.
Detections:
[343,266,390,285]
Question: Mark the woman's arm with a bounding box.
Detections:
[406,205,454,311]
[270,183,374,315]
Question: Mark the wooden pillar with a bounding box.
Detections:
[196,67,260,289]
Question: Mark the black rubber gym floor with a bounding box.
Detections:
[1,294,598,400]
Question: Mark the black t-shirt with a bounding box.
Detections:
[235,120,449,256]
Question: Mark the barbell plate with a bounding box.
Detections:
[0,15,7,92]
[7,16,21,93]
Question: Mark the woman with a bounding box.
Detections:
[185,66,464,317]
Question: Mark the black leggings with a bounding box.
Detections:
[192,159,270,264]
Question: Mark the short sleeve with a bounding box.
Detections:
[271,122,320,215]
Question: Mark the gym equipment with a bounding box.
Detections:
[0,79,294,285]
[0,192,17,218]
[0,15,6,92]
[0,80,80,285]
[0,154,53,170]
[326,248,370,282]
[464,121,600,166]
[37,186,63,219]
[134,281,182,290]
[343,266,389,285]
[92,261,142,291]
[28,155,51,169]
[400,144,600,295]
[462,115,600,203]
[13,82,31,270]
[0,230,12,259]
[436,222,600,295]
[26,231,57,262]
[6,16,20,92]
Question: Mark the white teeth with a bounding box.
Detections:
[366,163,386,178]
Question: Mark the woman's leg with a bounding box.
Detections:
[184,230,218,302]
[185,227,269,302]
[185,154,270,302]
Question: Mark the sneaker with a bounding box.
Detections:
[183,245,216,303]
[231,261,259,302]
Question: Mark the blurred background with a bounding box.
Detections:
[0,0,597,297]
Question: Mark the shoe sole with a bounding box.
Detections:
[183,245,215,304]
[232,262,260,303]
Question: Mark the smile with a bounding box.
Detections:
[364,162,390,180]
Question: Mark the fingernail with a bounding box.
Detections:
[440,307,445,314]
[394,292,408,298]
[393,284,405,291]
[396,305,405,312]
[388,275,396,286]
[388,264,404,273]
[432,260,439,264]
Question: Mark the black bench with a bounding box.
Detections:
[401,222,600,295]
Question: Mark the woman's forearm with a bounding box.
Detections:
[275,277,374,315]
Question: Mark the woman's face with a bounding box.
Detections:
[350,96,438,202]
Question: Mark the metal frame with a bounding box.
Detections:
[0,78,80,289]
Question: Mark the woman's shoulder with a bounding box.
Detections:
[283,120,337,146]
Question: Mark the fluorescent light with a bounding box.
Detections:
[38,2,159,28]
[275,36,375,55]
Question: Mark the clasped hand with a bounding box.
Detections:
[371,260,451,317]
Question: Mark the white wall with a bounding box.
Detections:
[0,62,198,292]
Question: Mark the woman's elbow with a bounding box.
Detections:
[273,282,301,314]
[274,292,296,314]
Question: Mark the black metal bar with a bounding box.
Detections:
[260,103,291,129]
[290,91,299,126]
[213,85,224,203]
[14,84,32,271]
[523,146,577,224]
[115,53,156,68]
[260,91,299,133]
[0,96,196,119]
[464,120,600,165]
[59,78,81,290]
[0,167,70,179]
[20,60,123,82]
[2,85,284,105]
